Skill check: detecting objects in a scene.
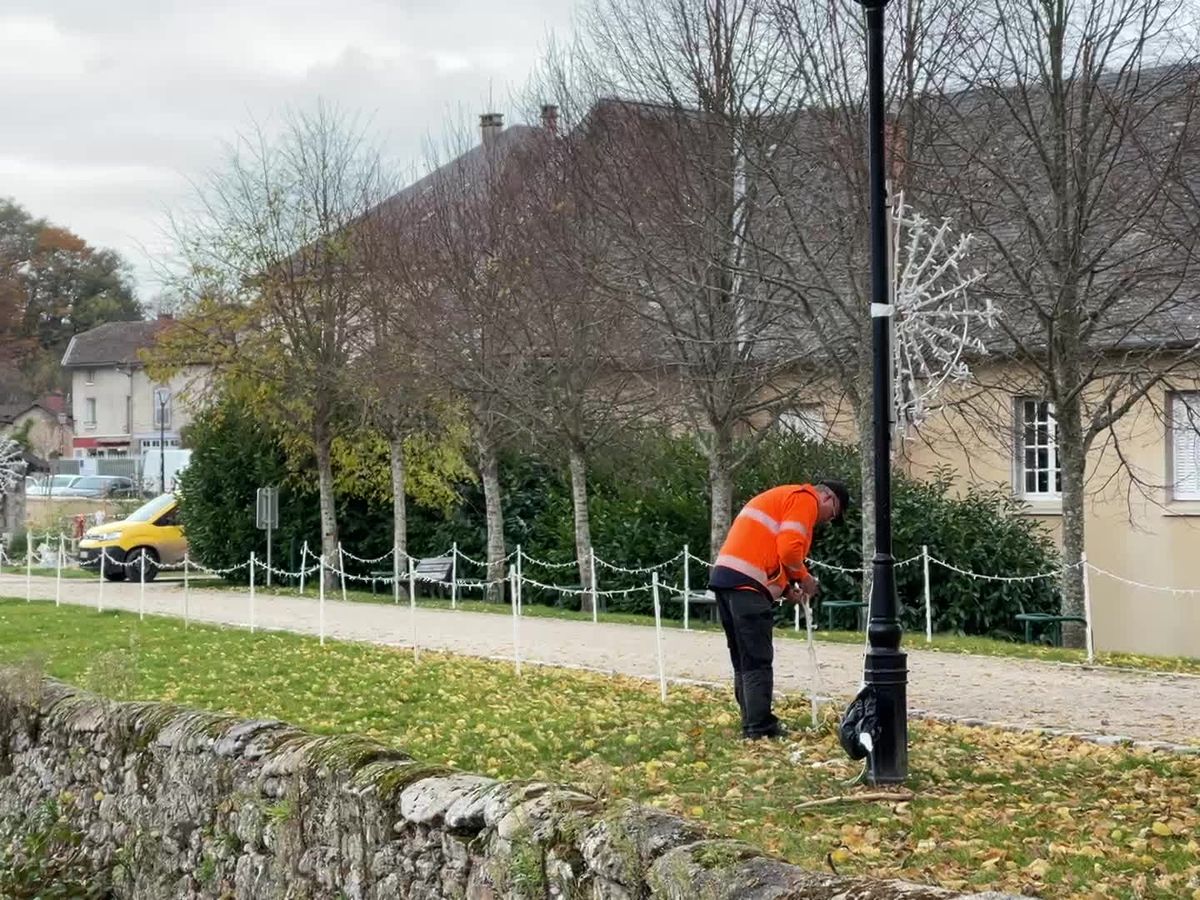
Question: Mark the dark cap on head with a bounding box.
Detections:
[816,478,852,523]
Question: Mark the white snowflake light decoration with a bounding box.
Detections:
[890,193,994,437]
[0,438,25,493]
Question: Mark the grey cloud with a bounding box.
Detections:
[0,0,575,293]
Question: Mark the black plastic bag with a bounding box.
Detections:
[838,685,881,761]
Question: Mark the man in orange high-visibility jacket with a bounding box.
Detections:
[709,480,850,739]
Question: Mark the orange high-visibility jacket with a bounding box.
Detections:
[711,484,820,599]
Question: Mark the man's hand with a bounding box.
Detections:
[799,574,820,598]
[783,584,805,604]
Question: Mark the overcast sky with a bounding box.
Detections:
[0,0,576,301]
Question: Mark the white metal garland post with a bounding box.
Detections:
[55,535,63,607]
[652,572,667,702]
[338,543,348,604]
[139,551,146,620]
[923,545,932,643]
[98,550,104,613]
[1081,552,1095,664]
[408,555,418,663]
[393,542,400,605]
[25,542,32,601]
[318,555,326,646]
[682,544,690,631]
[249,552,257,633]
[589,548,598,624]
[450,542,458,609]
[516,545,523,616]
[183,555,190,628]
[299,542,308,595]
[510,569,521,675]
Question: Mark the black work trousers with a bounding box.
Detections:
[714,588,779,738]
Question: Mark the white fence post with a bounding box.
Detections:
[589,548,598,624]
[97,550,104,613]
[138,551,146,621]
[652,572,667,703]
[516,545,523,616]
[450,542,458,609]
[55,534,63,607]
[393,542,400,605]
[794,601,801,632]
[409,555,418,663]
[683,544,690,631]
[25,541,32,602]
[318,555,326,646]
[1082,551,1095,664]
[249,551,257,633]
[923,544,932,644]
[299,542,308,595]
[510,568,521,675]
[183,554,190,628]
[338,543,348,604]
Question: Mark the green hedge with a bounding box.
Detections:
[179,398,1059,637]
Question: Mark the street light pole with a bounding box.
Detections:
[859,0,908,784]
[158,394,166,493]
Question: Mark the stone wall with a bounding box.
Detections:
[0,674,1022,899]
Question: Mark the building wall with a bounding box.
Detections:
[899,370,1200,658]
[0,408,72,459]
[71,366,205,456]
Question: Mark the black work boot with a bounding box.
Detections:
[740,667,784,739]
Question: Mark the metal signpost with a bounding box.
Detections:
[256,487,279,586]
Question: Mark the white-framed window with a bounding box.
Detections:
[777,405,826,442]
[85,368,95,385]
[1170,392,1200,501]
[1015,398,1061,497]
[84,398,97,427]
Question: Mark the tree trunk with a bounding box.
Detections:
[390,436,407,559]
[1056,393,1088,648]
[568,446,596,611]
[708,427,735,561]
[479,438,507,603]
[314,425,340,591]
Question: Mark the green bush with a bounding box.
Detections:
[180,397,1059,637]
[0,798,110,899]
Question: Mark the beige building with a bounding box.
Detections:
[61,318,206,460]
[0,396,72,460]
[794,366,1200,658]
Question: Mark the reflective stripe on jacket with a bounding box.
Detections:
[710,484,820,599]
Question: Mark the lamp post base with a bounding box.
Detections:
[862,646,908,784]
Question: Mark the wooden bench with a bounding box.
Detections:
[371,556,454,597]
[820,599,868,631]
[1015,612,1088,647]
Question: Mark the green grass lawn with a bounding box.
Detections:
[221,577,1200,676]
[1,599,1196,898]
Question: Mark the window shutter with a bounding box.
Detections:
[1173,394,1200,500]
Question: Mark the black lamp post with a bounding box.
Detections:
[155,389,170,493]
[859,0,908,785]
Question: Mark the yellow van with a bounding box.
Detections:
[78,493,187,582]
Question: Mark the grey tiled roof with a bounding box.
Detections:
[60,320,167,368]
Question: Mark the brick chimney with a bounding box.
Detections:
[540,104,559,134]
[480,112,503,146]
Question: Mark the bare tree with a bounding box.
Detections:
[540,0,825,558]
[163,104,389,586]
[385,117,537,598]
[927,0,1200,638]
[492,114,663,602]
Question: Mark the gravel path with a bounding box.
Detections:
[3,573,1197,747]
